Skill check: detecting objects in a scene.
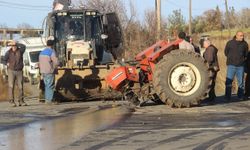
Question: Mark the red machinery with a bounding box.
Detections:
[106,40,211,108]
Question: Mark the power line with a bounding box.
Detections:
[164,0,224,11]
[0,4,50,11]
[0,0,50,9]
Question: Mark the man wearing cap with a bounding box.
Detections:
[2,41,27,107]
[39,40,58,104]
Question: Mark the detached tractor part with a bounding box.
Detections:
[106,40,212,108]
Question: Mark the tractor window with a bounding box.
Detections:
[85,16,102,41]
[55,12,84,40]
[69,20,83,35]
[54,12,102,41]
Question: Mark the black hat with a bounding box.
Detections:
[46,40,54,46]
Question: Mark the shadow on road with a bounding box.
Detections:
[201,95,250,107]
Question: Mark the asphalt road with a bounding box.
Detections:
[61,96,250,150]
[1,95,250,150]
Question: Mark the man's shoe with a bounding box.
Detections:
[246,96,250,100]
[45,101,52,105]
[52,101,59,105]
[19,101,28,106]
[238,96,247,101]
[10,102,17,107]
[39,99,45,103]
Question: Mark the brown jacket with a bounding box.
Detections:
[3,43,26,71]
[203,44,219,71]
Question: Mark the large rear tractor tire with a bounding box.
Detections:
[153,49,211,108]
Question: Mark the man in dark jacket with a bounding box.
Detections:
[224,31,249,100]
[2,41,27,107]
[203,40,219,103]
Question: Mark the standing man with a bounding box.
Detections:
[39,40,58,104]
[178,31,195,51]
[224,31,249,100]
[245,51,250,99]
[203,40,220,103]
[2,41,27,107]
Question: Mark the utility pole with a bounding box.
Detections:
[189,0,192,35]
[156,0,161,40]
[225,0,231,37]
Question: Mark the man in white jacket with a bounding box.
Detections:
[178,31,195,51]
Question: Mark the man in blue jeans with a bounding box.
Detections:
[224,31,249,100]
[39,40,58,104]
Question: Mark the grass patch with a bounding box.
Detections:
[202,28,250,38]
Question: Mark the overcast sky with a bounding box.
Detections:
[0,0,249,28]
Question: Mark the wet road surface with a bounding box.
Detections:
[0,106,133,150]
[1,97,250,150]
[61,99,250,150]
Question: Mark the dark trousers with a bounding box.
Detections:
[245,71,250,97]
[8,69,24,102]
[209,70,217,100]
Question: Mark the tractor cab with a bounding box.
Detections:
[46,9,123,67]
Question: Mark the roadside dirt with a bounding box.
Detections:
[0,76,8,101]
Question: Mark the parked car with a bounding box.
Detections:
[18,37,46,84]
[0,46,10,81]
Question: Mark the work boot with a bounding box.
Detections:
[18,101,28,106]
[52,101,59,105]
[45,101,52,105]
[39,99,45,103]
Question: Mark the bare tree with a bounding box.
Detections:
[239,8,250,28]
[17,23,33,29]
[143,9,157,44]
[78,0,128,28]
[228,7,238,28]
[17,23,39,37]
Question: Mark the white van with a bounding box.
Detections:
[0,46,9,81]
[18,37,46,84]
